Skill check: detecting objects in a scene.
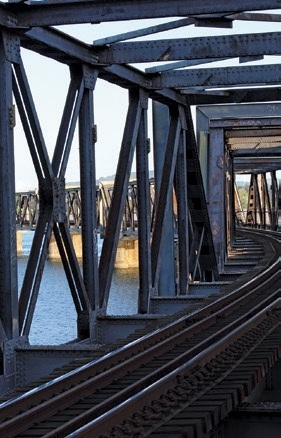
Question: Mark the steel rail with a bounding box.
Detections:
[67,299,281,437]
[0,231,279,436]
[0,238,278,412]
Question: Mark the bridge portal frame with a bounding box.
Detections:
[197,104,281,269]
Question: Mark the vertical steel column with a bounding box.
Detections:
[136,92,152,313]
[225,147,234,250]
[247,174,262,228]
[174,108,189,294]
[79,67,99,324]
[234,181,245,225]
[0,32,19,353]
[259,173,271,229]
[207,128,225,270]
[99,88,142,310]
[151,102,180,296]
[186,107,218,281]
[246,174,256,226]
[271,171,278,230]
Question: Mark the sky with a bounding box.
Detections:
[12,12,281,191]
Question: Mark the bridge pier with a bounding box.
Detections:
[16,230,22,256]
[48,231,83,259]
[115,235,139,269]
[16,230,84,259]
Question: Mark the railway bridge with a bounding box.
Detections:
[0,1,280,437]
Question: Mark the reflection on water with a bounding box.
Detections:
[18,231,139,345]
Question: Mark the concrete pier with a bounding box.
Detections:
[48,231,83,259]
[17,230,139,268]
[115,235,139,269]
[16,230,22,256]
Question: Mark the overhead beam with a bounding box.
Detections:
[19,27,281,105]
[10,1,281,27]
[234,156,281,173]
[232,147,281,156]
[95,32,281,64]
[0,4,17,27]
[93,17,195,45]
[145,57,231,74]
[228,12,281,23]
[17,28,281,105]
[151,64,281,88]
[226,128,281,138]
[185,87,281,105]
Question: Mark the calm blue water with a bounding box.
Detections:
[18,231,139,345]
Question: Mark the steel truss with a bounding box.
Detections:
[0,1,279,378]
[246,171,280,230]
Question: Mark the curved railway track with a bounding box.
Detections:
[0,229,280,437]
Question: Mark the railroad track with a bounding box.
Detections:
[0,229,280,437]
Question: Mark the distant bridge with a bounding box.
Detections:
[15,174,280,234]
[15,180,157,235]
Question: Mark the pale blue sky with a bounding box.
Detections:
[13,14,281,190]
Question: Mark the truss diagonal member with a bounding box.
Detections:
[260,173,272,229]
[52,68,85,178]
[12,73,46,185]
[145,57,231,74]
[53,223,89,313]
[151,104,181,289]
[12,61,53,186]
[93,17,195,45]
[19,206,54,336]
[23,26,99,65]
[192,225,206,281]
[99,88,144,310]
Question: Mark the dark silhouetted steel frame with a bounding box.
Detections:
[0,1,279,381]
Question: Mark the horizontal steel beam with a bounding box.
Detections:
[232,147,281,156]
[96,32,281,64]
[234,156,281,173]
[226,128,281,138]
[9,1,281,27]
[152,64,281,89]
[18,27,281,104]
[186,88,281,105]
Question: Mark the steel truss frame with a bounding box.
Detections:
[0,1,279,367]
[246,172,279,230]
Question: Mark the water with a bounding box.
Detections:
[18,231,139,345]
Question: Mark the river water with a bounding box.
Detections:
[18,231,139,345]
